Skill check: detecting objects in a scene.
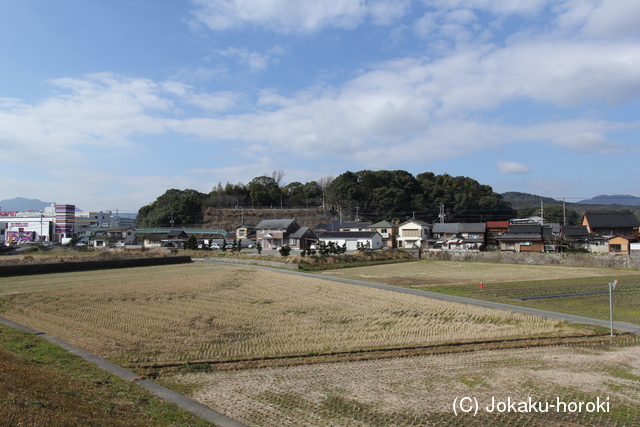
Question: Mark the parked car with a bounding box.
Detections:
[247,243,255,249]
[210,243,220,250]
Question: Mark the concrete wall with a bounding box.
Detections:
[419,250,640,269]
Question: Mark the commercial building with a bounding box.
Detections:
[0,204,76,244]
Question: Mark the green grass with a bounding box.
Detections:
[0,324,215,426]
[425,275,640,325]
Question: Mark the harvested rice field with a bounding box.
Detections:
[319,259,640,288]
[165,339,640,427]
[0,263,578,366]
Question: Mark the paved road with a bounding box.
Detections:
[197,259,640,335]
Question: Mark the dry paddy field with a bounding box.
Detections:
[167,341,640,427]
[318,259,640,288]
[1,261,639,426]
[0,263,574,365]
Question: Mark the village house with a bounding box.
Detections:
[93,226,136,248]
[396,219,430,249]
[429,222,486,251]
[255,219,317,250]
[317,231,383,251]
[367,220,398,248]
[581,210,639,238]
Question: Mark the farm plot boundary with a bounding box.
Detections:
[0,263,587,367]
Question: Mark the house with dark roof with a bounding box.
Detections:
[234,223,256,241]
[560,225,591,250]
[496,223,544,252]
[256,219,317,250]
[368,220,398,248]
[140,230,189,248]
[486,221,510,250]
[92,227,136,248]
[317,231,383,251]
[314,220,372,232]
[581,210,639,238]
[429,223,486,251]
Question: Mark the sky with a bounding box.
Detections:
[1,0,640,212]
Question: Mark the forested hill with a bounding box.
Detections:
[501,192,565,210]
[137,170,517,227]
[502,192,640,223]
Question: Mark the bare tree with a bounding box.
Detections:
[271,169,286,186]
[316,175,334,192]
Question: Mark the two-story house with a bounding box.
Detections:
[256,219,318,250]
[430,223,486,251]
[93,226,136,248]
[581,210,639,238]
[397,220,430,249]
[368,220,398,248]
[495,223,544,252]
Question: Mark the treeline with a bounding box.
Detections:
[136,170,518,227]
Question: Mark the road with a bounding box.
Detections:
[197,259,640,335]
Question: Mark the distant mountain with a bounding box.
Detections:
[501,192,563,210]
[577,195,640,206]
[0,197,53,211]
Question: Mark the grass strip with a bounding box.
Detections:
[422,275,640,325]
[0,323,214,427]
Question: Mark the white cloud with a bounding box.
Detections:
[496,161,532,174]
[190,0,409,33]
[429,0,548,15]
[557,0,640,38]
[551,132,622,154]
[214,44,288,71]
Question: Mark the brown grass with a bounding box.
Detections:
[165,338,640,427]
[0,248,171,265]
[0,263,575,366]
[320,259,640,287]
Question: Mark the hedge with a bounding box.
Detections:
[0,256,192,277]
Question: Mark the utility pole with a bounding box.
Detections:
[563,198,567,226]
[609,279,617,337]
[540,199,544,224]
[439,203,445,223]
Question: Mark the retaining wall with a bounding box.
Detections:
[420,250,640,269]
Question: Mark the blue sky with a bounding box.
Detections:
[1,0,640,212]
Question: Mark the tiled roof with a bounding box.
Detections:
[256,219,297,229]
[319,231,379,239]
[583,211,639,228]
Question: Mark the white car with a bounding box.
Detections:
[210,243,220,250]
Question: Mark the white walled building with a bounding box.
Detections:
[0,204,76,244]
[397,220,431,249]
[317,231,383,251]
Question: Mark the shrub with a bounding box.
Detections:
[279,245,291,256]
